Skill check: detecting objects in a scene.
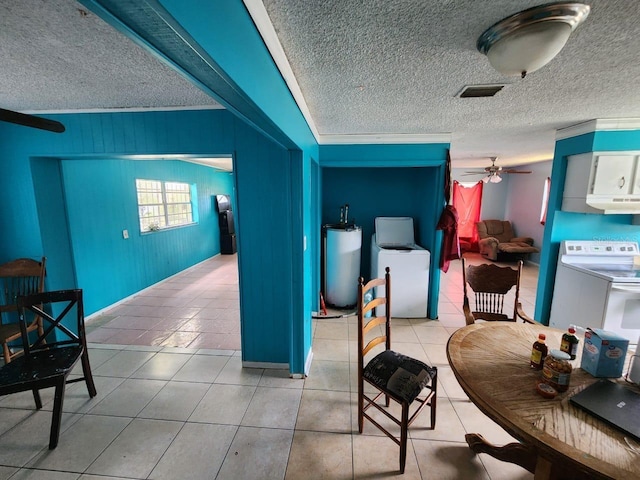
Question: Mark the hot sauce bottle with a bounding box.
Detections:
[560,326,579,360]
[530,333,548,370]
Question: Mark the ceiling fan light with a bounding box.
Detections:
[482,175,491,183]
[489,174,503,183]
[477,3,590,77]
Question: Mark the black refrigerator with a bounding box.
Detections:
[215,194,236,254]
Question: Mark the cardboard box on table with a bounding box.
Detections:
[580,328,629,378]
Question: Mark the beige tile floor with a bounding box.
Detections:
[84,254,241,350]
[0,253,538,479]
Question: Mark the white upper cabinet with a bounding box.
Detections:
[591,155,636,195]
[563,152,640,214]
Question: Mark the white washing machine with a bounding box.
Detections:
[370,217,430,318]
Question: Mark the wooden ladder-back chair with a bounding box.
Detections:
[0,257,46,363]
[462,257,535,325]
[357,267,437,474]
[0,289,97,449]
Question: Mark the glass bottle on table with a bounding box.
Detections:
[530,333,548,370]
[560,326,579,360]
[542,349,572,392]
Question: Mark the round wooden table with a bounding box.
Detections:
[447,322,640,480]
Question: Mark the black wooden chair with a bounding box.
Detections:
[357,267,437,473]
[0,289,97,449]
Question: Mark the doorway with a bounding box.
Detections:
[31,154,241,350]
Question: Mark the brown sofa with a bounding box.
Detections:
[476,220,540,261]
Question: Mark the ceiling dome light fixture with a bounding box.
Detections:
[477,2,590,78]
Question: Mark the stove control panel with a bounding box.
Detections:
[563,241,639,256]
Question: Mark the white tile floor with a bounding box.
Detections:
[0,253,538,479]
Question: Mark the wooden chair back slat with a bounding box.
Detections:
[363,335,387,357]
[0,257,46,363]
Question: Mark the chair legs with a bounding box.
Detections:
[400,402,409,474]
[430,371,438,429]
[80,349,97,398]
[49,378,67,449]
[358,381,364,434]
[31,389,42,409]
[2,342,10,364]
[358,387,437,474]
[41,350,96,450]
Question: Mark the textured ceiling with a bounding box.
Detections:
[0,0,219,112]
[260,0,640,166]
[2,1,640,169]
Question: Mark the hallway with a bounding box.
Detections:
[86,254,241,350]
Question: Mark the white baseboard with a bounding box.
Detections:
[304,348,314,377]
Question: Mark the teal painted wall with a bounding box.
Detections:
[320,144,448,168]
[536,129,640,324]
[232,120,297,365]
[308,158,321,358]
[30,157,76,294]
[60,158,233,315]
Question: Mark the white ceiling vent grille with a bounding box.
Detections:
[457,85,505,98]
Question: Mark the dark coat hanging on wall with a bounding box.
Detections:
[436,151,460,272]
[437,205,459,272]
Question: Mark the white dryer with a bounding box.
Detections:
[370,217,430,318]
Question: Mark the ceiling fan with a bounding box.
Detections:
[462,157,531,183]
[0,108,65,133]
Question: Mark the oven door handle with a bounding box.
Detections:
[611,285,640,293]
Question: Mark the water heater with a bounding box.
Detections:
[324,226,362,308]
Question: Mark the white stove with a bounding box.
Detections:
[560,240,640,282]
[549,241,640,344]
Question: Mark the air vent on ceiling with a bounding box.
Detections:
[457,85,505,98]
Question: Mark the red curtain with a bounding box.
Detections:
[453,180,483,251]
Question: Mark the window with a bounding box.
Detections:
[136,179,194,232]
[540,176,551,225]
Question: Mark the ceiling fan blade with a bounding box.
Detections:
[0,108,65,133]
[503,170,532,174]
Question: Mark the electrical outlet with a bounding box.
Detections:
[122,229,129,239]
